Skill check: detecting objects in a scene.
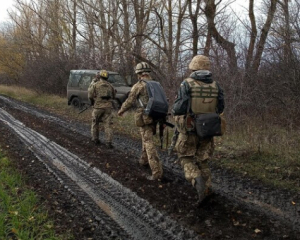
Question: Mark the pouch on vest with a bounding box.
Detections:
[195,113,223,138]
[174,115,195,133]
[186,78,218,114]
[186,115,195,132]
[97,82,113,98]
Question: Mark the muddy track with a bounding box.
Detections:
[0,95,299,239]
[0,106,199,239]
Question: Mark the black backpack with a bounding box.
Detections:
[143,80,169,120]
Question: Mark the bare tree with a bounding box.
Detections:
[204,0,237,71]
[251,0,278,74]
[245,0,257,72]
[188,0,203,56]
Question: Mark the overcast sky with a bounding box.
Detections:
[0,0,251,23]
[0,0,13,23]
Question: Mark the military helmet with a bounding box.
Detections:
[97,70,109,79]
[189,55,211,71]
[135,62,151,74]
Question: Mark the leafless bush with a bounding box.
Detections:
[20,57,74,96]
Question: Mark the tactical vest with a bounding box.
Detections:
[186,78,218,114]
[95,80,113,100]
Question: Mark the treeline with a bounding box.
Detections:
[0,0,299,127]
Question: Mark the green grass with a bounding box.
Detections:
[1,84,300,193]
[0,149,72,240]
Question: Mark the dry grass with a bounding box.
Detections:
[0,85,66,111]
[214,118,300,192]
[1,85,299,192]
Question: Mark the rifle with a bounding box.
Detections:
[168,128,179,155]
[158,119,175,149]
[164,121,174,128]
[78,105,91,114]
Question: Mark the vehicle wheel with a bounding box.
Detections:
[71,97,82,109]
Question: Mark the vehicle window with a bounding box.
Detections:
[69,74,81,87]
[79,75,92,88]
[108,74,125,86]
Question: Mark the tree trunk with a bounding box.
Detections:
[245,0,257,72]
[204,0,237,71]
[251,0,278,74]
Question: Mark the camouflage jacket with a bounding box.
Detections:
[119,76,150,114]
[88,78,116,109]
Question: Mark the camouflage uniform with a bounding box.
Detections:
[172,55,225,202]
[118,70,163,180]
[88,74,116,147]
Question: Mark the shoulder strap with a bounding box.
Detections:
[184,78,194,116]
[185,77,195,86]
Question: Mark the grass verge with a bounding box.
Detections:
[214,122,300,192]
[0,84,299,193]
[0,149,71,240]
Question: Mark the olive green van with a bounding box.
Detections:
[67,70,131,108]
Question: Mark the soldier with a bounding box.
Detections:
[88,70,116,148]
[117,62,163,181]
[172,55,225,203]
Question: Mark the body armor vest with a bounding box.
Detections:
[186,78,218,114]
[95,80,112,100]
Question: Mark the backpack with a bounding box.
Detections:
[142,80,169,120]
[139,80,169,148]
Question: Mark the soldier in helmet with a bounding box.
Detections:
[88,70,116,148]
[117,62,163,181]
[172,55,225,203]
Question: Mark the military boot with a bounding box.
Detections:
[194,176,206,203]
[92,139,100,145]
[146,175,161,181]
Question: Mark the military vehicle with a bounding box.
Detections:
[67,70,131,109]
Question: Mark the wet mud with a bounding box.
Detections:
[0,95,299,239]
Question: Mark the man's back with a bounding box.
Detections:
[91,79,114,109]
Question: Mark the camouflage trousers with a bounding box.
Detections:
[139,124,163,179]
[175,132,214,189]
[91,108,113,144]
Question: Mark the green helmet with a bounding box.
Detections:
[135,62,151,74]
[189,55,211,71]
[97,70,109,79]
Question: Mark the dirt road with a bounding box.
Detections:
[0,95,299,239]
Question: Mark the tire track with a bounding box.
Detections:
[1,95,299,234]
[0,107,199,240]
